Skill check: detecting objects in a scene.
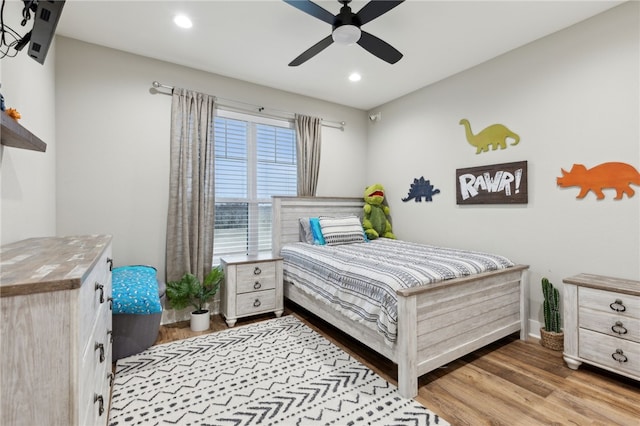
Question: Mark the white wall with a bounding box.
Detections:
[55,37,369,284]
[4,3,637,332]
[366,2,639,335]
[0,1,57,244]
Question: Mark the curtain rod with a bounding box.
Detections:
[151,81,345,131]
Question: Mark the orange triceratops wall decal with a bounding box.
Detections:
[557,162,640,200]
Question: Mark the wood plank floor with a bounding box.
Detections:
[155,304,640,426]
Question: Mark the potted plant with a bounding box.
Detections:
[540,277,564,351]
[166,266,224,332]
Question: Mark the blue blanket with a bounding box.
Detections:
[112,265,162,314]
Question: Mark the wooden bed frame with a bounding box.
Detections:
[272,196,529,398]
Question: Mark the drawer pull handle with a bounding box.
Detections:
[108,372,115,387]
[94,394,104,416]
[95,342,105,363]
[254,281,261,290]
[612,349,628,363]
[107,296,113,311]
[253,299,261,307]
[107,329,113,343]
[611,321,628,335]
[254,267,262,275]
[609,299,626,312]
[107,257,113,271]
[95,282,105,303]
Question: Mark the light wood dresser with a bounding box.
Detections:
[0,235,113,426]
[563,273,639,381]
[220,253,283,327]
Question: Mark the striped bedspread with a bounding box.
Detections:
[281,238,514,343]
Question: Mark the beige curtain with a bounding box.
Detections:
[166,88,216,283]
[295,114,322,196]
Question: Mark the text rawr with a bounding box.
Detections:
[459,169,523,200]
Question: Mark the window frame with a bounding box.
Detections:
[213,108,296,260]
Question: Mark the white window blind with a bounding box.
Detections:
[214,109,297,261]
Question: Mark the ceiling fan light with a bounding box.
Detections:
[332,25,361,45]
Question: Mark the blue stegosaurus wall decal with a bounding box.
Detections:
[402,177,441,202]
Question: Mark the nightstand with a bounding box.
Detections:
[220,253,284,327]
[563,273,639,381]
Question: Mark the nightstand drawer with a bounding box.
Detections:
[237,289,276,316]
[238,262,276,293]
[236,262,277,293]
[579,287,640,319]
[579,328,640,377]
[579,307,640,342]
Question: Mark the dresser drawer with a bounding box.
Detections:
[579,287,640,320]
[236,262,277,294]
[78,247,112,349]
[78,302,112,424]
[89,351,112,426]
[80,366,111,426]
[237,289,276,316]
[579,307,640,343]
[579,328,640,378]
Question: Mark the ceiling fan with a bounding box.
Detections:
[283,0,405,66]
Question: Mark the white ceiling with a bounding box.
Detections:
[55,0,624,110]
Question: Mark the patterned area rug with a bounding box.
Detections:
[108,315,449,426]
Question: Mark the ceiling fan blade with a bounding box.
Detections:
[283,0,336,25]
[356,0,404,25]
[289,35,334,66]
[357,31,403,64]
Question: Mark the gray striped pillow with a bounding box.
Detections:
[319,216,366,246]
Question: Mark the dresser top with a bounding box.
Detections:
[0,235,112,297]
[563,273,640,296]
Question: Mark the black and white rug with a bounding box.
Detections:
[108,315,448,425]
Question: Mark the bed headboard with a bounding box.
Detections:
[271,196,364,256]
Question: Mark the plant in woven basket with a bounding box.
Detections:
[540,277,563,350]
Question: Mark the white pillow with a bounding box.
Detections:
[319,216,366,246]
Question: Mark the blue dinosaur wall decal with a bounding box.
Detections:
[402,177,441,202]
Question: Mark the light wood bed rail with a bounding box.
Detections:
[272,196,529,398]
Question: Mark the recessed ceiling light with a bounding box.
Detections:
[174,15,193,29]
[349,72,361,82]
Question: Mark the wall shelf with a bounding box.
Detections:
[1,113,47,152]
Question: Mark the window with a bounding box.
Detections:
[214,109,297,261]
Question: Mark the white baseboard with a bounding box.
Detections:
[529,319,542,340]
[161,300,221,325]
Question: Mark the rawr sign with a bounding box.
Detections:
[456,161,528,205]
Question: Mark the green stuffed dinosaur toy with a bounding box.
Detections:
[363,183,396,240]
